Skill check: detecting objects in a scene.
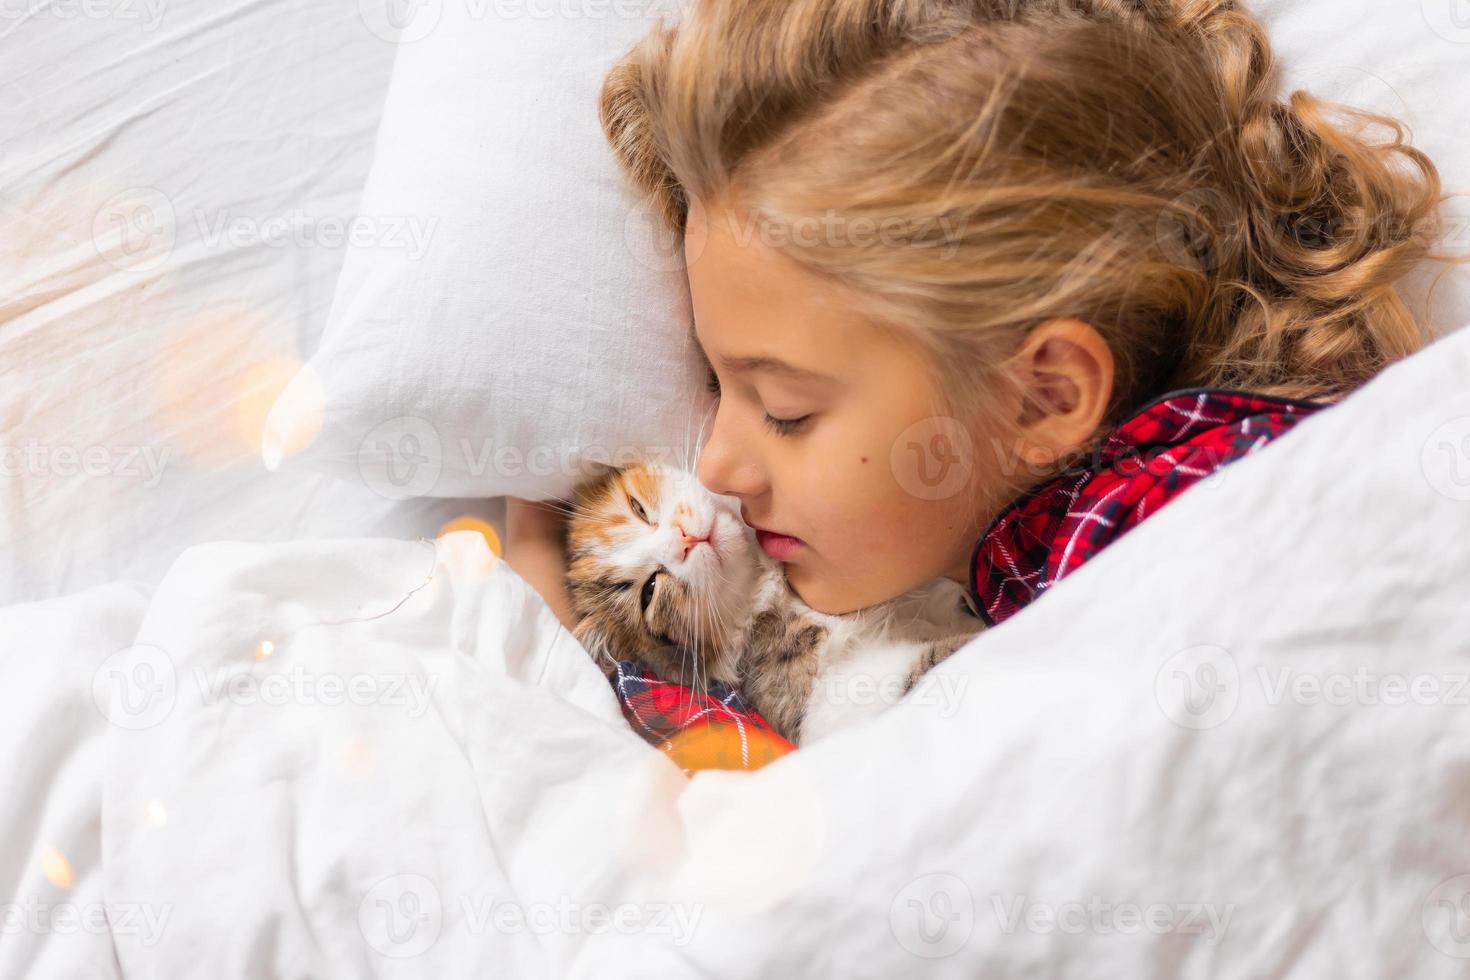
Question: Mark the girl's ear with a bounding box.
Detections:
[1008,318,1116,469]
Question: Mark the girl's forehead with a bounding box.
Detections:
[688,209,865,362]
[692,302,871,392]
[691,235,943,401]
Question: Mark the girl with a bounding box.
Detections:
[507,0,1462,751]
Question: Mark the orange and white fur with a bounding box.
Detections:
[565,462,982,745]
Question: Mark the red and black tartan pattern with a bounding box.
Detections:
[969,387,1329,627]
[610,660,794,769]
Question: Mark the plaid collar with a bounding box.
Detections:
[969,386,1331,628]
[609,660,794,773]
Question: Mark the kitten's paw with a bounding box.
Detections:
[901,631,978,696]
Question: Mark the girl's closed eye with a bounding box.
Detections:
[762,412,812,437]
[706,367,814,437]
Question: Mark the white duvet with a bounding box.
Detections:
[5,323,1470,979]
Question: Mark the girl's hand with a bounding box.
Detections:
[504,497,577,630]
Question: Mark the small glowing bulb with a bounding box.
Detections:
[41,846,74,890]
[437,516,503,558]
[255,640,275,660]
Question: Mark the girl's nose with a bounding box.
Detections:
[696,412,765,501]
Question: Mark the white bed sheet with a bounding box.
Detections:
[0,0,497,605]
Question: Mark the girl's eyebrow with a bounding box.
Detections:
[720,355,831,381]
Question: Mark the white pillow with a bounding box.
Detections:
[265,0,1470,501]
[263,0,706,501]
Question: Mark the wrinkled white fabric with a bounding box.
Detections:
[0,0,489,605]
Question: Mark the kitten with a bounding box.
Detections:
[564,461,982,745]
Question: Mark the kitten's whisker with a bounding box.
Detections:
[695,583,734,696]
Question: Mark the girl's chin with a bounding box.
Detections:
[783,564,863,616]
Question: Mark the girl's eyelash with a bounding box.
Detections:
[763,413,812,437]
[705,365,810,436]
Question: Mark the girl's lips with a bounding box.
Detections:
[755,529,804,561]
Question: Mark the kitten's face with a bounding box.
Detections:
[566,461,765,688]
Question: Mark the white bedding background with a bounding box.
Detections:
[0,0,497,605]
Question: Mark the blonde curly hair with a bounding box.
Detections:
[600,0,1465,449]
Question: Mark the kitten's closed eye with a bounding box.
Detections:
[628,494,650,524]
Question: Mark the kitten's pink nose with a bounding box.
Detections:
[676,524,713,559]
